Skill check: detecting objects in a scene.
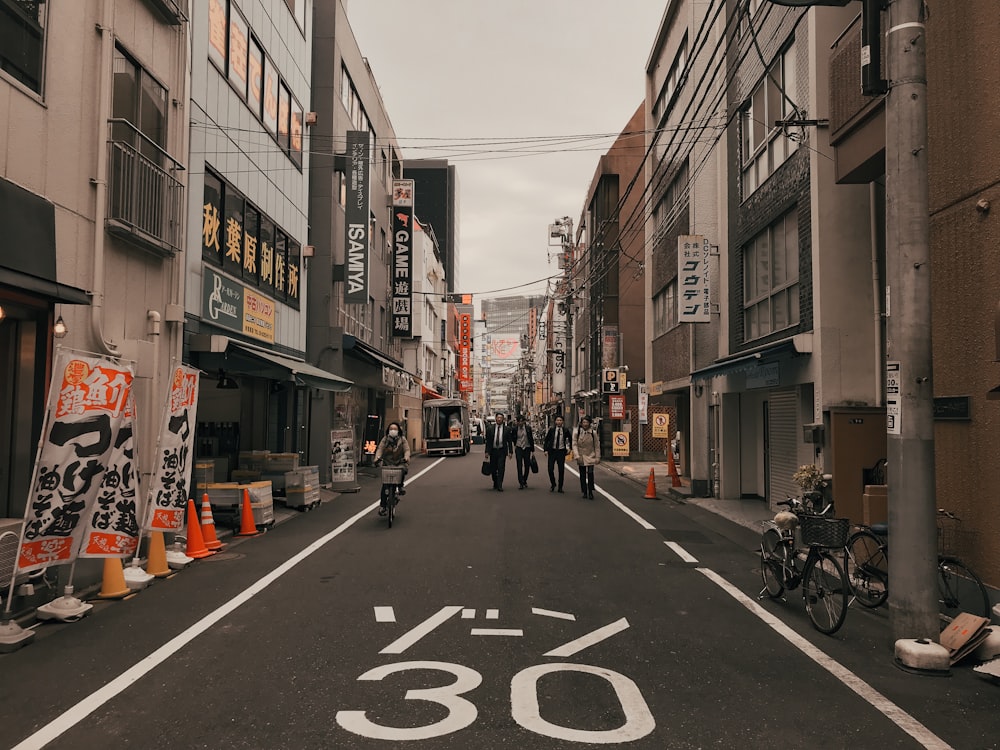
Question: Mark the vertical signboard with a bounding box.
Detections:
[344,130,371,304]
[146,366,200,532]
[602,326,619,368]
[638,382,648,424]
[18,353,134,573]
[678,235,711,323]
[459,311,473,392]
[886,361,901,435]
[330,428,356,485]
[391,179,414,337]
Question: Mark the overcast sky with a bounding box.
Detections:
[345,1,665,309]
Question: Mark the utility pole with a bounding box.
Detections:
[885,0,937,641]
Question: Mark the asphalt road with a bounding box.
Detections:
[1,453,997,749]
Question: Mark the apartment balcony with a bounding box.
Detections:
[106,119,185,256]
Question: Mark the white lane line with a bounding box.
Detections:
[461,608,476,619]
[531,607,576,621]
[697,568,954,750]
[379,606,464,655]
[485,608,499,619]
[470,628,524,637]
[566,466,657,531]
[373,606,395,623]
[664,541,698,564]
[11,458,449,750]
[543,617,631,658]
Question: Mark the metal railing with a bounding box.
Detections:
[107,119,184,255]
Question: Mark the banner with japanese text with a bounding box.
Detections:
[391,179,414,337]
[145,365,200,532]
[678,235,711,323]
[18,353,134,574]
[79,389,141,558]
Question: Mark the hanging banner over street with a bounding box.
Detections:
[79,390,140,558]
[344,130,371,304]
[391,179,414,337]
[678,235,711,323]
[18,353,134,574]
[146,365,200,532]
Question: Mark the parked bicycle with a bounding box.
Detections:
[377,465,405,528]
[759,497,851,634]
[844,509,991,622]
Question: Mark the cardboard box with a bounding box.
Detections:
[862,484,888,526]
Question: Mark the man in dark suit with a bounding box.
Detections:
[543,415,572,492]
[484,412,513,491]
[512,413,536,489]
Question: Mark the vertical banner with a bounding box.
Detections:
[344,130,371,304]
[146,366,200,532]
[391,179,414,337]
[330,428,357,484]
[601,326,619,368]
[678,235,711,323]
[638,382,648,424]
[18,353,133,574]
[79,390,140,558]
[458,311,473,392]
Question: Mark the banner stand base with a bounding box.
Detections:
[36,585,93,622]
[0,619,35,652]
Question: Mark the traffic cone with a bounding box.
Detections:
[199,493,225,551]
[185,499,214,558]
[643,468,658,499]
[145,531,172,578]
[667,445,682,488]
[98,557,131,599]
[235,488,260,537]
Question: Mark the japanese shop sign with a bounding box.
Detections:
[391,179,414,337]
[18,353,134,573]
[678,235,711,323]
[609,395,626,420]
[344,130,371,304]
[146,366,200,532]
[330,428,356,485]
[203,265,275,343]
[79,389,140,558]
[459,312,473,391]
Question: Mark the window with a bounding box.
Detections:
[290,97,303,166]
[0,0,47,94]
[340,64,371,133]
[743,209,799,342]
[208,0,227,70]
[277,82,290,151]
[741,45,798,197]
[228,6,249,96]
[248,39,263,116]
[262,57,278,134]
[652,281,677,337]
[112,45,168,158]
[652,162,689,238]
[652,34,688,125]
[283,0,306,32]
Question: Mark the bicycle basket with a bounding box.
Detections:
[381,466,404,485]
[799,515,850,548]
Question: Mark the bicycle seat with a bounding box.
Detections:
[870,522,888,537]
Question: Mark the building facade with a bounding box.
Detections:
[404,159,461,294]
[1,0,189,522]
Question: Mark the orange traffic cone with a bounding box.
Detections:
[145,531,172,578]
[200,493,225,551]
[644,468,658,499]
[235,488,260,537]
[98,557,131,599]
[185,499,214,558]
[667,445,681,488]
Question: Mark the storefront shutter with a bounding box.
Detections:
[768,389,799,509]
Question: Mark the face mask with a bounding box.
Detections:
[388,429,399,437]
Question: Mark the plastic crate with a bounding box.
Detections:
[799,515,850,548]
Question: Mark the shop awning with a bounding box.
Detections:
[231,344,353,392]
[189,335,353,392]
[690,334,813,382]
[421,384,444,400]
[0,177,91,305]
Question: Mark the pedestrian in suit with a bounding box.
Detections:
[543,415,572,492]
[512,413,535,489]
[573,415,601,499]
[484,412,513,491]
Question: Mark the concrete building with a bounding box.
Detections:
[573,104,647,451]
[307,0,416,478]
[0,0,188,604]
[183,0,346,485]
[481,295,545,416]
[403,159,461,294]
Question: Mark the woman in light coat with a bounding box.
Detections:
[573,415,601,499]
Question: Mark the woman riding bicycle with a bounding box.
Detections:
[374,421,410,515]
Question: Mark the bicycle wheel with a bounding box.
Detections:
[845,530,888,608]
[760,528,787,599]
[803,550,849,635]
[937,558,990,622]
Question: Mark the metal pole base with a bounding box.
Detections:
[123,559,155,591]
